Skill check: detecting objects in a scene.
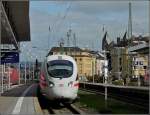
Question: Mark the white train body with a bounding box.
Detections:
[39,55,79,103]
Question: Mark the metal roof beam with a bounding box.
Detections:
[1,3,19,49]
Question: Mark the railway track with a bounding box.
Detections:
[49,103,83,114]
[42,102,84,114]
[37,91,85,114]
[80,88,149,111]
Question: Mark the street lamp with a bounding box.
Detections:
[21,44,33,84]
[101,50,109,109]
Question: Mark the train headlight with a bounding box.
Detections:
[49,83,54,87]
[49,81,54,88]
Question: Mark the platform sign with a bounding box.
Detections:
[0,52,19,64]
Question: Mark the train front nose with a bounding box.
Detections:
[53,86,77,99]
[43,82,78,102]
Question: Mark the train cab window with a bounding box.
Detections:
[47,60,73,78]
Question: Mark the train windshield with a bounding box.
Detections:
[47,60,73,78]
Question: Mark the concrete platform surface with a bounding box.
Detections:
[0,83,43,115]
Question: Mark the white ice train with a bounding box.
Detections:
[39,55,79,103]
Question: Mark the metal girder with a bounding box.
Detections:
[1,3,19,49]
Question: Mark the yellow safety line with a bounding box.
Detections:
[33,97,43,114]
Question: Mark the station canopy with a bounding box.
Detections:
[1,1,30,50]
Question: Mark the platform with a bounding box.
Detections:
[0,83,43,115]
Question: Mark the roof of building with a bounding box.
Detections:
[50,47,82,52]
[108,35,149,49]
[49,47,104,59]
[128,42,149,54]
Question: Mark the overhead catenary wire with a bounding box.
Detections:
[48,3,64,48]
[49,2,72,47]
[57,2,72,46]
[56,2,72,32]
[46,3,69,48]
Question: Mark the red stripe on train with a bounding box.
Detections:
[74,83,79,87]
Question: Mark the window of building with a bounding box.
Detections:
[80,58,82,61]
[139,61,143,65]
[133,66,136,69]
[119,57,122,65]
[75,58,77,61]
[143,66,147,69]
[120,67,122,72]
[134,61,138,65]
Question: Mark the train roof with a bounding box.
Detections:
[46,55,75,62]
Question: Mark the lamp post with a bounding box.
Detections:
[24,62,26,84]
[26,50,36,82]
[1,64,4,94]
[18,61,21,85]
[21,44,28,84]
[30,55,34,81]
[8,63,10,89]
[104,50,108,108]
[101,50,109,109]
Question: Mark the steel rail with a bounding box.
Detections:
[49,103,84,114]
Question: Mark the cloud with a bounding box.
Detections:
[20,0,149,61]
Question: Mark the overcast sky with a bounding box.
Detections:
[20,0,149,62]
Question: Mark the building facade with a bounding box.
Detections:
[110,47,129,80]
[49,47,104,80]
[132,55,148,78]
[128,42,149,81]
[107,35,149,83]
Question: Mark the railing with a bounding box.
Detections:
[79,82,149,108]
[0,64,11,94]
[0,63,35,95]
